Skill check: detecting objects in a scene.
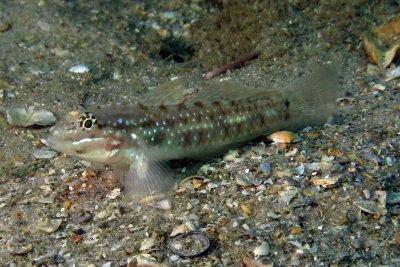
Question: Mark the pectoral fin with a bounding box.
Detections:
[115,154,175,204]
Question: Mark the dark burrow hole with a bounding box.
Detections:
[159,37,194,63]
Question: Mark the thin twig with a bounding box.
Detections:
[206,51,260,79]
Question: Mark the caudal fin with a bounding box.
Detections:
[285,62,339,130]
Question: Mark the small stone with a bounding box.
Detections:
[69,233,82,244]
[394,232,400,246]
[0,20,10,32]
[259,161,271,175]
[372,83,386,91]
[240,204,251,217]
[36,197,54,204]
[223,149,238,162]
[33,149,57,159]
[106,188,121,199]
[170,255,180,261]
[290,225,302,235]
[63,200,72,209]
[192,178,202,189]
[351,238,363,249]
[387,192,400,205]
[82,169,96,178]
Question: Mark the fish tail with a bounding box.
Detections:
[285,62,339,130]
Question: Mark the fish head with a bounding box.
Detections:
[48,111,128,165]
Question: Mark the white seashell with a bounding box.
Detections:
[69,64,89,73]
[253,241,270,257]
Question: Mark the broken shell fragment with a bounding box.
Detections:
[127,254,166,267]
[7,237,33,255]
[140,237,157,251]
[386,66,400,81]
[354,200,387,217]
[268,131,302,143]
[311,176,340,187]
[292,164,306,176]
[34,217,63,233]
[166,231,210,257]
[253,241,270,257]
[7,106,56,127]
[170,221,196,237]
[361,34,399,68]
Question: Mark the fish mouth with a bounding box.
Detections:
[47,128,75,155]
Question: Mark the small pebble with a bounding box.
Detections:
[259,161,271,175]
[33,149,57,159]
[170,255,180,261]
[0,20,10,32]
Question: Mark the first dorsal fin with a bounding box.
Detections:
[140,77,189,106]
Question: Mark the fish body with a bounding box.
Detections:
[48,64,339,201]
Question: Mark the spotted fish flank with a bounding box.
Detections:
[48,64,339,201]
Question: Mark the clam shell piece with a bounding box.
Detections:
[166,231,210,257]
[354,200,387,216]
[311,176,340,187]
[7,106,56,127]
[268,131,302,143]
[253,241,270,257]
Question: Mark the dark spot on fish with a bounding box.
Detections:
[159,104,168,112]
[165,117,175,127]
[150,132,165,146]
[75,149,84,155]
[230,100,240,113]
[197,130,204,145]
[138,103,149,111]
[194,101,204,108]
[237,123,242,135]
[212,100,221,107]
[177,115,188,124]
[177,103,187,112]
[223,125,230,139]
[141,118,156,128]
[285,99,289,107]
[196,115,202,123]
[183,132,191,147]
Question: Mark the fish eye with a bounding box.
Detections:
[78,112,97,130]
